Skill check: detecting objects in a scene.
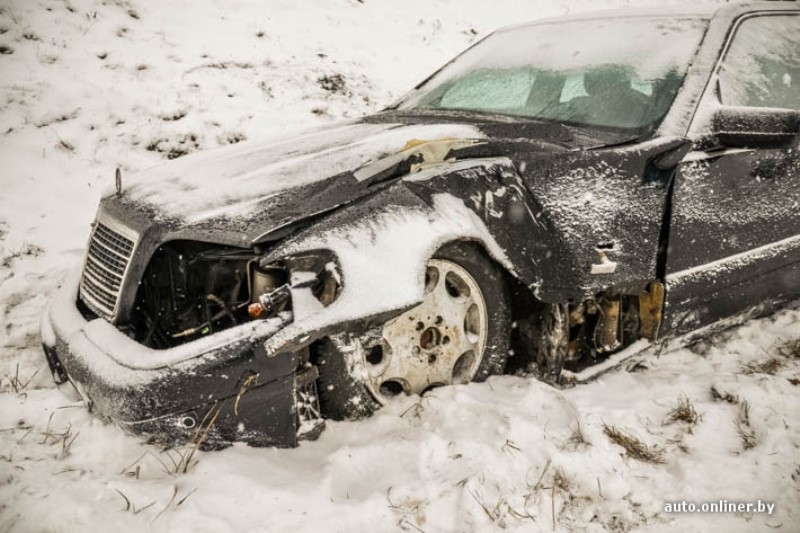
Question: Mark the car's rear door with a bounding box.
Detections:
[662,12,800,335]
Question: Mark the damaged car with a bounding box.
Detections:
[42,2,799,447]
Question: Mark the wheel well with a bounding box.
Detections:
[508,282,665,381]
[433,238,542,375]
[434,238,666,380]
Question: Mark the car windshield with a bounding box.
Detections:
[394,16,709,134]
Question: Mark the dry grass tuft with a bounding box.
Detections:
[710,386,738,404]
[664,396,702,432]
[2,243,44,268]
[551,468,571,492]
[567,421,591,448]
[114,488,155,515]
[734,400,757,450]
[157,403,223,475]
[387,486,429,531]
[776,338,800,359]
[741,357,784,375]
[2,362,42,393]
[740,337,800,376]
[177,404,221,473]
[603,424,666,464]
[39,412,79,459]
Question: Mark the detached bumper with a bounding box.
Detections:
[41,269,323,448]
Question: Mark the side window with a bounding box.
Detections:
[718,15,800,110]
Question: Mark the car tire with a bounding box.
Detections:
[314,241,511,420]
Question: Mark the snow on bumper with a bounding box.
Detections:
[41,268,321,448]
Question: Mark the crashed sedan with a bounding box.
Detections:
[42,3,799,448]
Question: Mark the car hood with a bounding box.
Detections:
[102,119,562,246]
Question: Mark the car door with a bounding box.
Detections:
[662,12,800,336]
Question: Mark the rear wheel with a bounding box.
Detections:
[315,242,511,420]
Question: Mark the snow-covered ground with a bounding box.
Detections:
[0,0,798,531]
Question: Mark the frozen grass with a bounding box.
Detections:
[602,423,667,464]
[776,338,800,359]
[741,356,784,375]
[710,385,739,404]
[2,362,41,394]
[664,396,702,431]
[1,243,43,268]
[734,400,757,451]
[740,337,800,375]
[567,421,591,449]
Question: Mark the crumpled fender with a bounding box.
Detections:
[258,158,521,356]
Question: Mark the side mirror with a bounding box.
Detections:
[712,106,800,149]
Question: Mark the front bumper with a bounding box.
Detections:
[41,268,323,448]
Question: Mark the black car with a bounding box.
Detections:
[42,2,799,448]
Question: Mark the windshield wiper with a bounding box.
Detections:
[380,107,551,124]
[561,124,645,149]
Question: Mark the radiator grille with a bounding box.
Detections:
[79,221,137,319]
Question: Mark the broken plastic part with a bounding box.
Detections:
[352,137,485,182]
[638,281,665,340]
[594,296,622,353]
[590,251,617,275]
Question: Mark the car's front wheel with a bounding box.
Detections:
[315,242,511,420]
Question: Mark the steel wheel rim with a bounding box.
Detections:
[361,258,489,404]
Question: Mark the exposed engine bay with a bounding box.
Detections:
[123,241,341,349]
[125,242,275,348]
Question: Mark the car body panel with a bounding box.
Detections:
[663,146,800,335]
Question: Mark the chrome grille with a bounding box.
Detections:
[79,220,137,319]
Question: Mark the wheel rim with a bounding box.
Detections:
[361,258,489,404]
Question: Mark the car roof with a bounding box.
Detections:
[502,1,798,30]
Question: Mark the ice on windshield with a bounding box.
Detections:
[398,16,709,132]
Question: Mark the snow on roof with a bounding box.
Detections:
[503,3,721,31]
[503,1,799,32]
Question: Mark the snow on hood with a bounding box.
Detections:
[117,121,486,223]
